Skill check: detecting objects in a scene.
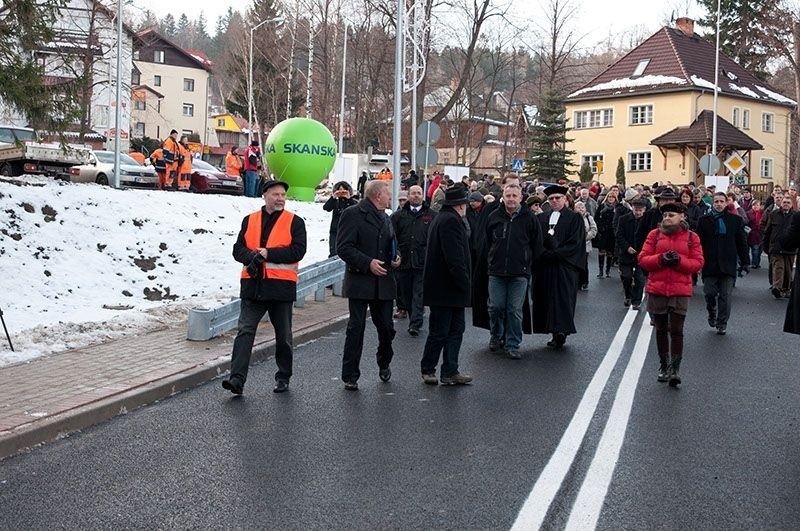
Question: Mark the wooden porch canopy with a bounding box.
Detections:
[650,110,763,181]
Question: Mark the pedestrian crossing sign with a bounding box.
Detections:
[512,159,525,172]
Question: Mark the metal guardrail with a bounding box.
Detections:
[187,257,345,341]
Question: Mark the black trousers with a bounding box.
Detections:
[328,230,338,258]
[398,268,425,329]
[229,298,293,386]
[421,306,465,378]
[619,263,645,304]
[342,298,395,383]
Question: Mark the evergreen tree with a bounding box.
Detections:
[696,0,779,81]
[525,90,576,182]
[578,162,592,183]
[615,157,625,185]
[161,14,176,38]
[176,14,190,42]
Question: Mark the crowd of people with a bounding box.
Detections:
[220,170,800,396]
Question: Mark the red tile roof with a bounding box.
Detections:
[650,110,763,150]
[568,26,795,108]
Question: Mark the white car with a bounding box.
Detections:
[69,151,159,189]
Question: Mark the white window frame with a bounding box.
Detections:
[742,108,751,130]
[154,75,161,87]
[488,124,499,136]
[154,50,165,63]
[760,157,774,179]
[632,59,650,77]
[732,107,740,128]
[183,78,195,92]
[573,108,614,130]
[627,150,652,172]
[762,112,775,133]
[182,103,194,117]
[629,104,654,125]
[580,153,605,174]
[134,122,145,137]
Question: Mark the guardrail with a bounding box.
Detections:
[187,257,345,341]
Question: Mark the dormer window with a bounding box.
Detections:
[632,59,650,77]
[725,70,737,81]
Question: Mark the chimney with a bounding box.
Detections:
[675,17,694,37]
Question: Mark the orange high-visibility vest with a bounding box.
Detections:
[240,209,299,282]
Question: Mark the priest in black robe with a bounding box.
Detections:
[531,185,586,348]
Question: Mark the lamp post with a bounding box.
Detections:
[391,0,404,209]
[249,17,283,142]
[338,24,349,153]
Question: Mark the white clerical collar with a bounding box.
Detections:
[411,206,421,212]
[548,211,561,235]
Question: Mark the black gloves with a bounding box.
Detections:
[659,250,681,267]
[246,252,266,278]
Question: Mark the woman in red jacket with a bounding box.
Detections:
[638,202,704,387]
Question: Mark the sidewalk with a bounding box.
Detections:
[0,293,350,460]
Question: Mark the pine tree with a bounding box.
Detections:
[525,90,576,182]
[161,14,176,38]
[616,157,625,185]
[578,162,592,183]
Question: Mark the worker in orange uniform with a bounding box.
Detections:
[226,146,243,177]
[128,151,146,164]
[377,167,393,181]
[150,145,168,190]
[177,136,193,191]
[162,129,181,190]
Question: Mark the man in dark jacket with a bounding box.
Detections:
[323,181,357,257]
[696,192,750,335]
[420,186,473,385]
[615,199,648,309]
[391,185,436,336]
[336,180,401,390]
[764,196,796,298]
[780,211,800,334]
[485,183,543,359]
[222,181,307,395]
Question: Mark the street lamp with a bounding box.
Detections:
[249,17,284,142]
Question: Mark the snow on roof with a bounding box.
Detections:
[729,83,760,99]
[569,75,687,98]
[471,116,513,126]
[690,75,718,91]
[756,85,797,105]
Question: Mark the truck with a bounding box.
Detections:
[0,125,92,179]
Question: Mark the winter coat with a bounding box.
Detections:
[636,206,663,251]
[485,205,543,277]
[466,202,486,260]
[423,206,472,308]
[594,202,625,252]
[323,196,357,234]
[615,211,642,266]
[780,212,800,334]
[638,223,704,297]
[431,187,445,212]
[390,202,436,270]
[696,210,750,278]
[336,199,397,300]
[746,209,764,246]
[684,202,703,230]
[582,213,597,253]
[763,208,795,255]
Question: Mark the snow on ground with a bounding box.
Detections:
[0,176,332,367]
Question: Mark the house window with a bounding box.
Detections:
[133,50,140,60]
[632,59,650,77]
[134,122,145,137]
[760,157,774,179]
[742,109,751,129]
[183,78,195,92]
[574,108,613,129]
[133,99,146,111]
[628,151,652,172]
[581,154,604,174]
[488,125,499,136]
[629,105,653,125]
[131,71,140,85]
[732,107,740,128]
[182,129,192,137]
[762,112,774,133]
[217,118,225,127]
[154,75,161,87]
[154,50,165,63]
[183,103,194,117]
[157,100,161,113]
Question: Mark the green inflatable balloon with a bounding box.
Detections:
[264,117,337,202]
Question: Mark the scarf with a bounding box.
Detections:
[659,219,689,235]
[712,210,727,235]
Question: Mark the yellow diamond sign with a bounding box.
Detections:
[724,152,747,175]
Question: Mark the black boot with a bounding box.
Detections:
[668,358,682,387]
[597,255,605,278]
[657,355,669,382]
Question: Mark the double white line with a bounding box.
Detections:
[511,309,654,530]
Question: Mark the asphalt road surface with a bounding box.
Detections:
[1,266,799,530]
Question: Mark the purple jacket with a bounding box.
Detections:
[747,209,764,246]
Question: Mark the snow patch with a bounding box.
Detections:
[569,75,687,98]
[729,83,761,99]
[690,75,719,91]
[755,85,797,105]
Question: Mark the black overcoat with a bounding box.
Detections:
[780,212,800,334]
[614,211,641,266]
[336,199,397,301]
[696,211,750,278]
[390,202,436,270]
[423,207,471,308]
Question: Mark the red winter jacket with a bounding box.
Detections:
[638,225,704,297]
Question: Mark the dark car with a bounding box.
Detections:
[190,159,244,195]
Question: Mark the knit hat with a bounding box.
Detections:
[624,188,638,202]
[468,191,484,202]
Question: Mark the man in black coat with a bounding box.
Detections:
[391,185,436,336]
[336,180,401,390]
[764,196,797,298]
[420,186,473,385]
[696,192,750,335]
[322,181,357,257]
[780,211,800,334]
[615,199,648,309]
[222,181,307,395]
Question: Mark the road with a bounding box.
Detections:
[1,267,799,530]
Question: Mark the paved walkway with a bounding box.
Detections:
[0,294,349,459]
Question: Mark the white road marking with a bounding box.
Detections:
[510,310,638,530]
[565,317,653,530]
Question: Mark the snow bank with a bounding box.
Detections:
[0,176,332,366]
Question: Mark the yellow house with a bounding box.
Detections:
[565,18,796,187]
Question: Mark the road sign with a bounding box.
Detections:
[596,160,604,173]
[724,151,747,175]
[416,121,441,145]
[419,146,438,168]
[511,159,524,172]
[699,154,721,175]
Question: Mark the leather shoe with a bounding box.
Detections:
[408,327,419,337]
[273,380,289,393]
[221,378,243,395]
[343,381,359,391]
[379,368,391,382]
[422,373,439,385]
[440,373,473,385]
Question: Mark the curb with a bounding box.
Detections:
[0,314,348,461]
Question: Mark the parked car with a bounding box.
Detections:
[69,151,158,189]
[190,159,243,195]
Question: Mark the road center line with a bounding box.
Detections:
[564,317,654,530]
[510,309,639,531]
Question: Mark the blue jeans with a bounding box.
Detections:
[488,275,529,352]
[750,245,762,268]
[244,170,259,197]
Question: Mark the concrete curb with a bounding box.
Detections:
[0,314,348,461]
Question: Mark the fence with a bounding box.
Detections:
[186,257,345,341]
